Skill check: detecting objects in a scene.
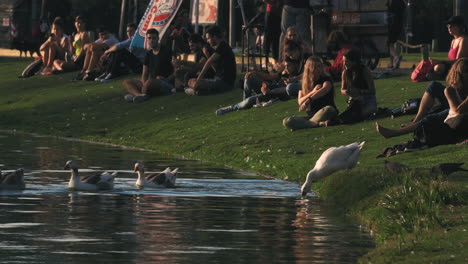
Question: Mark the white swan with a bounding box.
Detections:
[64,160,117,191]
[134,162,178,188]
[301,141,365,196]
[0,169,25,190]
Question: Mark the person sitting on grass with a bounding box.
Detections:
[430,16,468,79]
[94,23,146,82]
[73,26,118,81]
[185,25,236,96]
[325,30,356,80]
[283,56,338,131]
[329,48,378,125]
[215,56,301,115]
[39,17,72,75]
[172,33,214,91]
[122,28,174,103]
[243,40,305,101]
[53,15,93,73]
[376,58,468,146]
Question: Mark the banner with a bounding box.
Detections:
[130,0,183,50]
[191,0,218,24]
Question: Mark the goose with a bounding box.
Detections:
[64,160,118,191]
[301,142,365,196]
[133,162,178,188]
[0,169,25,190]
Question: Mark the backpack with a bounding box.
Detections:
[411,59,433,82]
[391,98,421,118]
[19,57,43,78]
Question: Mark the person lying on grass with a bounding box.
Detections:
[215,56,301,115]
[376,58,468,146]
[122,28,175,103]
[282,56,338,131]
[185,25,236,96]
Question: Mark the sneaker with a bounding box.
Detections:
[94,72,108,81]
[124,94,134,102]
[100,73,115,82]
[184,88,196,96]
[215,106,234,115]
[133,94,148,103]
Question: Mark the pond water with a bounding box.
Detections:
[0,132,373,264]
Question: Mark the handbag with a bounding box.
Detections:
[411,59,434,82]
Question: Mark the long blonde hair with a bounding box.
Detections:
[301,56,325,94]
[446,58,468,88]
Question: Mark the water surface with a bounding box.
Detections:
[0,132,373,263]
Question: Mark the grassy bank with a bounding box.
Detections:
[0,55,466,263]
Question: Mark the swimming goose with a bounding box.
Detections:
[0,169,25,190]
[64,160,117,191]
[133,162,178,188]
[301,142,365,196]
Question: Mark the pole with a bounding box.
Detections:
[229,0,235,47]
[195,0,200,34]
[119,0,128,40]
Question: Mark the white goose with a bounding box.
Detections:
[64,160,118,191]
[134,162,178,188]
[0,169,25,190]
[301,141,365,196]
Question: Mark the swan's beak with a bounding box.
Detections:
[64,164,70,170]
[301,188,309,197]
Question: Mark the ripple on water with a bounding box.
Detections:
[0,223,45,228]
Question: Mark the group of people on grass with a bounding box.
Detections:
[33,12,468,149]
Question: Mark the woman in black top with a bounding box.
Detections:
[283,56,338,130]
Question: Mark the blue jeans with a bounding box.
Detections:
[243,76,263,100]
[232,95,263,111]
[285,82,301,98]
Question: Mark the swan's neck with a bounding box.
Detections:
[136,169,146,186]
[69,168,79,187]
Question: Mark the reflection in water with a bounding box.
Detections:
[0,132,373,263]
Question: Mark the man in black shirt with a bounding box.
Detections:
[173,33,214,91]
[122,28,174,103]
[185,26,237,95]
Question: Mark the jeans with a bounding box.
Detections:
[243,76,263,100]
[285,82,301,98]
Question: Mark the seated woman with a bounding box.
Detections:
[53,15,93,72]
[244,40,305,100]
[215,57,301,115]
[376,58,468,146]
[325,30,356,80]
[283,56,338,131]
[334,48,377,124]
[39,17,71,75]
[430,16,468,78]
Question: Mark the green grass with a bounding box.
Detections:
[0,55,466,263]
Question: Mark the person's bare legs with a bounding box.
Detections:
[375,121,420,138]
[86,46,104,72]
[123,79,144,96]
[411,92,434,123]
[81,48,92,73]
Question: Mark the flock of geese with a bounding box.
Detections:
[0,160,179,192]
[1,141,465,196]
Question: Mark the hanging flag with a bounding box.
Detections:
[190,0,218,24]
[130,0,183,50]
